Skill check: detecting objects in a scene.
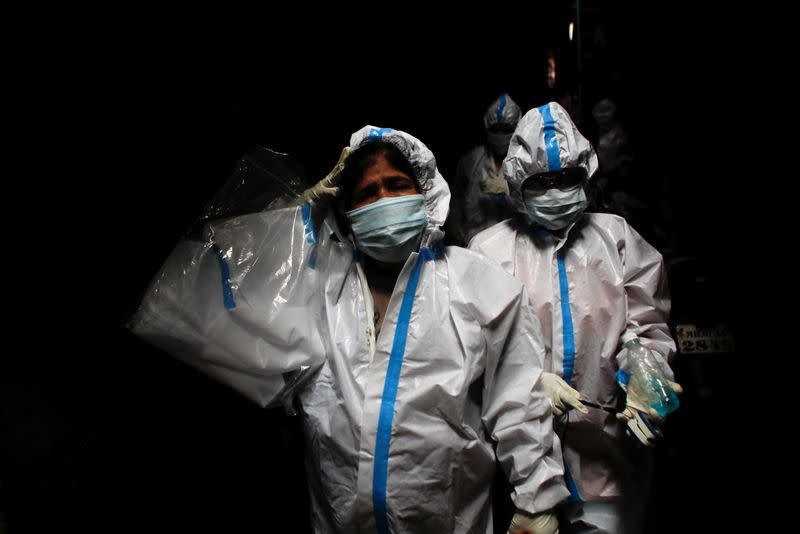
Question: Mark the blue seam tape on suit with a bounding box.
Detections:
[564,463,582,502]
[373,244,440,534]
[211,243,236,309]
[556,250,580,500]
[557,250,575,383]
[301,204,317,268]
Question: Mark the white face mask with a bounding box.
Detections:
[487,131,513,159]
[523,187,587,230]
[346,194,427,263]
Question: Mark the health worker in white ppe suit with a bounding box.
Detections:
[130,125,569,533]
[449,93,522,246]
[469,102,682,534]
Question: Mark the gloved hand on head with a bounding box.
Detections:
[537,372,588,417]
[297,146,351,205]
[508,510,559,534]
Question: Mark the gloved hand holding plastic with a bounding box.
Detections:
[297,146,351,205]
[617,334,681,419]
[507,510,559,534]
[537,372,588,417]
[616,405,663,446]
[616,334,682,446]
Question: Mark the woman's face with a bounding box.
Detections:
[350,154,420,210]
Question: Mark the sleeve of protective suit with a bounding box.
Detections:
[458,254,569,514]
[615,219,677,375]
[128,205,327,408]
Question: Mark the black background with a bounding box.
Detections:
[5,1,796,532]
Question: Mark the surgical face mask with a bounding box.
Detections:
[487,131,513,158]
[523,186,587,231]
[347,194,428,263]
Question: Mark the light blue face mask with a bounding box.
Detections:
[347,194,428,263]
[523,186,587,231]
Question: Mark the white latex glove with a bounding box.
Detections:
[616,406,663,447]
[616,378,682,446]
[508,510,559,534]
[538,372,588,417]
[479,169,509,195]
[623,375,684,419]
[298,146,350,205]
[616,335,683,446]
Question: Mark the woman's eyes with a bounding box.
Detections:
[353,177,415,204]
[389,177,415,190]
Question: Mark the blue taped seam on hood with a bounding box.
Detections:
[368,127,394,140]
[538,104,562,172]
[496,93,507,124]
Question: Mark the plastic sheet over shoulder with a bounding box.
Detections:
[129,207,327,408]
[188,145,311,234]
[129,148,328,409]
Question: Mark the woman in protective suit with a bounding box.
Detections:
[131,125,569,533]
[469,102,681,534]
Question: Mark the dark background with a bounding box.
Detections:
[5,1,796,532]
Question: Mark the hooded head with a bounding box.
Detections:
[336,126,450,261]
[503,102,599,230]
[591,98,617,133]
[483,93,522,159]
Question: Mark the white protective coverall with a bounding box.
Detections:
[452,94,522,245]
[130,125,569,533]
[469,103,676,533]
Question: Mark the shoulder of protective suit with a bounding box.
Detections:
[577,213,663,260]
[583,211,625,225]
[580,211,629,235]
[467,219,517,251]
[584,212,663,260]
[444,243,502,264]
[443,245,525,319]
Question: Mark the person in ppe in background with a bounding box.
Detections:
[448,93,522,246]
[591,98,633,196]
[469,102,682,534]
[131,125,568,533]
